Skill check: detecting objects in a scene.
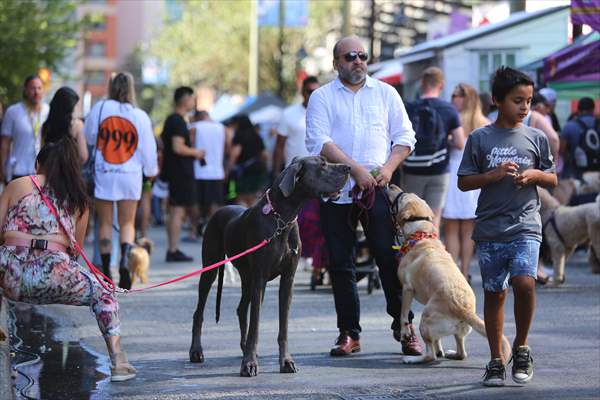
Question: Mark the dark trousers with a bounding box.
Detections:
[320,188,413,340]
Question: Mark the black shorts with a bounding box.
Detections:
[196,179,225,207]
[168,176,196,207]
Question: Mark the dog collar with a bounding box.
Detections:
[396,231,438,257]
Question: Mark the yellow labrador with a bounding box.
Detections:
[387,185,510,364]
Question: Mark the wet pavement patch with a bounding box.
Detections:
[9,303,106,400]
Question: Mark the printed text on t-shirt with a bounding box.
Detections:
[486,146,532,168]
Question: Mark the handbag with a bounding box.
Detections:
[81,100,106,195]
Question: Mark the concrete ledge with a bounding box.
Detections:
[0,297,15,400]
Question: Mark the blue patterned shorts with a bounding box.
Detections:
[476,239,540,292]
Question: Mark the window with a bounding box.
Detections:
[86,70,106,86]
[478,50,517,92]
[89,13,106,31]
[86,42,106,58]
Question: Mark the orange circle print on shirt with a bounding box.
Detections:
[97,116,139,164]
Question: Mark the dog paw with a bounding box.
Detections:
[189,348,205,363]
[280,359,297,373]
[240,359,259,377]
[444,350,466,360]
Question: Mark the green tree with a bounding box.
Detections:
[150,0,341,103]
[0,0,86,104]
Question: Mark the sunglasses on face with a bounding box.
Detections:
[452,93,464,99]
[342,51,368,62]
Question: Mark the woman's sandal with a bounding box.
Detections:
[110,352,137,382]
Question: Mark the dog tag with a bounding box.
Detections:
[262,203,273,215]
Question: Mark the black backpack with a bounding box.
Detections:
[403,99,449,174]
[574,117,600,171]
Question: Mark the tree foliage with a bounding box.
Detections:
[150,0,341,102]
[0,0,85,104]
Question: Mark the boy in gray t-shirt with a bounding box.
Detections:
[458,67,556,387]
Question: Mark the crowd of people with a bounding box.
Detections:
[0,34,598,387]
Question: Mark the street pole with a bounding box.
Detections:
[249,0,259,96]
[277,0,285,98]
[342,0,351,36]
[368,0,376,63]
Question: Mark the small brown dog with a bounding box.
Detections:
[128,237,154,286]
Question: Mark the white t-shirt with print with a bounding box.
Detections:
[1,102,49,178]
[192,120,225,180]
[277,103,309,166]
[84,99,158,201]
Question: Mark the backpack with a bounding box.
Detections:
[402,99,449,174]
[573,117,600,171]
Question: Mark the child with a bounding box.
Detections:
[457,66,557,386]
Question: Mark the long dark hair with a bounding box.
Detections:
[42,86,79,144]
[36,136,89,216]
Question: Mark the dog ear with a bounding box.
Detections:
[278,160,303,197]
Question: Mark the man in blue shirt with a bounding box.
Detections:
[560,97,599,179]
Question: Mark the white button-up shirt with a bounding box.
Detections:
[305,75,416,204]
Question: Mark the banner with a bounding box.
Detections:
[571,0,600,31]
[258,0,309,27]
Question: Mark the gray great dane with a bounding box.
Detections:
[189,156,350,377]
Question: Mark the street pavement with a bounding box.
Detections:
[7,224,600,400]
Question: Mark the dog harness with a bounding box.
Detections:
[397,231,439,258]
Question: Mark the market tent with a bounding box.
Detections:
[544,33,600,100]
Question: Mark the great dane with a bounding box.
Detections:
[189,156,350,377]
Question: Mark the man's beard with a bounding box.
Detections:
[340,66,366,85]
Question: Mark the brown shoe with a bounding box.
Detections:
[394,324,423,356]
[330,332,361,356]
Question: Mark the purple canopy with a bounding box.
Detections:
[543,39,600,82]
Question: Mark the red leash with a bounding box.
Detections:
[126,240,268,293]
[30,175,269,294]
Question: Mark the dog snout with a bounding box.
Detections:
[331,163,351,175]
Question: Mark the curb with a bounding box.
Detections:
[0,298,15,400]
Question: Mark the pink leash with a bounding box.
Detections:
[29,175,269,294]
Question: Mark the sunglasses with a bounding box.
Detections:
[342,51,368,62]
[451,93,465,99]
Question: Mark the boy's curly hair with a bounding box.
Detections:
[491,66,534,102]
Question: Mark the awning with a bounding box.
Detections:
[370,59,403,85]
[543,37,600,83]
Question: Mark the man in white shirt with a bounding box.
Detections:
[190,110,228,234]
[0,75,49,182]
[306,36,422,357]
[272,76,320,174]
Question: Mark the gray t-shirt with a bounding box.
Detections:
[458,124,554,242]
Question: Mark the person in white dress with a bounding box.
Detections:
[84,72,158,289]
[442,83,489,281]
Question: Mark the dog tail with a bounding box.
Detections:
[466,313,512,361]
[215,263,225,323]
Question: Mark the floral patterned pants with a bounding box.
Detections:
[0,245,120,336]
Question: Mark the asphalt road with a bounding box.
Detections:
[7,225,600,400]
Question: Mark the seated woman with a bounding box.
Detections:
[0,137,136,382]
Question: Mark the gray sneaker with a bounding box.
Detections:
[511,345,534,384]
[483,358,506,387]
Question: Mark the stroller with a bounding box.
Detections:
[310,223,382,294]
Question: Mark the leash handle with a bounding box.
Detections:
[29,175,118,293]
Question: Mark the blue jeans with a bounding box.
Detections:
[477,239,540,292]
[320,188,413,340]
